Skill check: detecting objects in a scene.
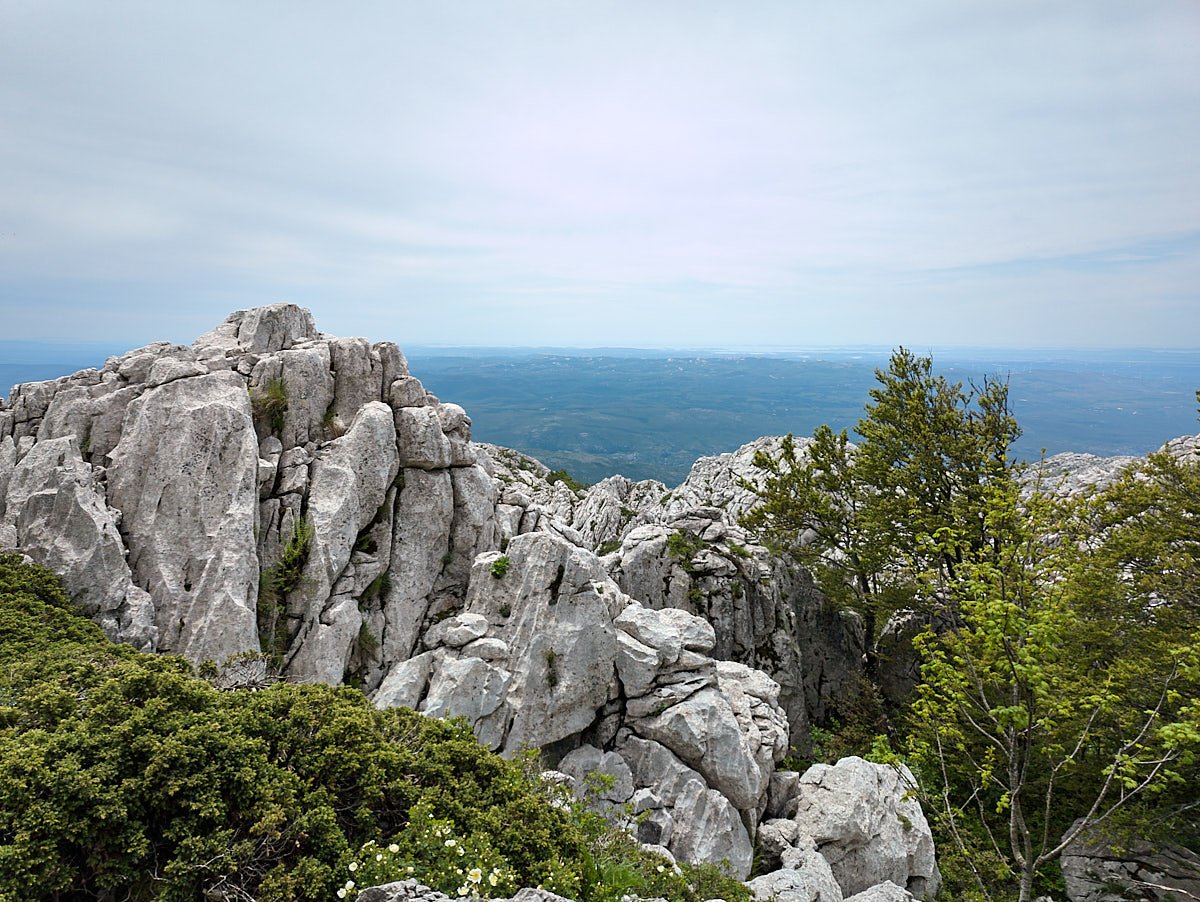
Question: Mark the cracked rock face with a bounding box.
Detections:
[370,530,789,878]
[0,303,497,688]
[1060,818,1200,902]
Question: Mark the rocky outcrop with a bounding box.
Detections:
[766,757,940,900]
[1061,819,1200,902]
[107,370,261,663]
[0,303,497,687]
[749,850,843,902]
[657,436,801,522]
[355,880,453,902]
[372,530,789,878]
[0,304,937,885]
[0,435,155,650]
[605,507,863,745]
[843,883,917,902]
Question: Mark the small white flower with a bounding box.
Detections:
[376,853,384,862]
[349,862,359,872]
[346,880,356,890]
[458,887,470,897]
[337,891,347,900]
[389,843,401,853]
[656,865,665,873]
[488,874,499,887]
[468,868,483,883]
[445,839,457,847]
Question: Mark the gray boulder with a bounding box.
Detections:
[355,880,452,902]
[789,757,940,899]
[748,858,843,902]
[844,883,917,902]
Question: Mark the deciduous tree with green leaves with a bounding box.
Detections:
[742,347,1020,651]
[907,455,1200,902]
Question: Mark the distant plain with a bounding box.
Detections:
[3,343,1198,487]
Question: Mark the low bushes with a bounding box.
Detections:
[0,554,748,902]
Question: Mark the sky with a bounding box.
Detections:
[1,1,1198,349]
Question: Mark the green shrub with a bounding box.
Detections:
[251,376,289,435]
[546,469,587,493]
[0,554,752,902]
[666,530,704,571]
[490,556,511,579]
[258,519,314,657]
[0,555,588,901]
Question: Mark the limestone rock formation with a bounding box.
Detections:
[1060,819,1200,902]
[0,304,939,884]
[843,883,917,902]
[0,303,497,688]
[748,851,843,902]
[778,757,940,900]
[371,529,789,878]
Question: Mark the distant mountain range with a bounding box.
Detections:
[3,341,1197,486]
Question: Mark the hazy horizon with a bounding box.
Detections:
[5,339,1196,485]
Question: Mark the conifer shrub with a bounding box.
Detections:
[0,554,751,902]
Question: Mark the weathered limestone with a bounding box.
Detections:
[788,757,940,899]
[749,847,843,902]
[357,880,455,902]
[467,533,622,753]
[107,371,261,663]
[1,436,155,649]
[556,744,634,806]
[609,512,862,745]
[382,468,455,664]
[617,731,754,878]
[844,883,917,902]
[285,403,399,684]
[1060,819,1200,902]
[0,304,948,885]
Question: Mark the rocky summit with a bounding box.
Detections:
[11,303,1178,900]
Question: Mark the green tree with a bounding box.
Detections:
[742,348,1020,650]
[907,471,1200,902]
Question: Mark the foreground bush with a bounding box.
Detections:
[0,554,748,902]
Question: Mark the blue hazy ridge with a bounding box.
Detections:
[3,343,1197,487]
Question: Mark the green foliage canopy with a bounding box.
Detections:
[742,347,1020,644]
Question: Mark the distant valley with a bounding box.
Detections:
[3,342,1198,486]
[405,347,1200,485]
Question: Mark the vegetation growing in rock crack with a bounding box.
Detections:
[666,530,703,572]
[546,468,588,493]
[251,375,290,435]
[489,555,511,579]
[257,518,314,657]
